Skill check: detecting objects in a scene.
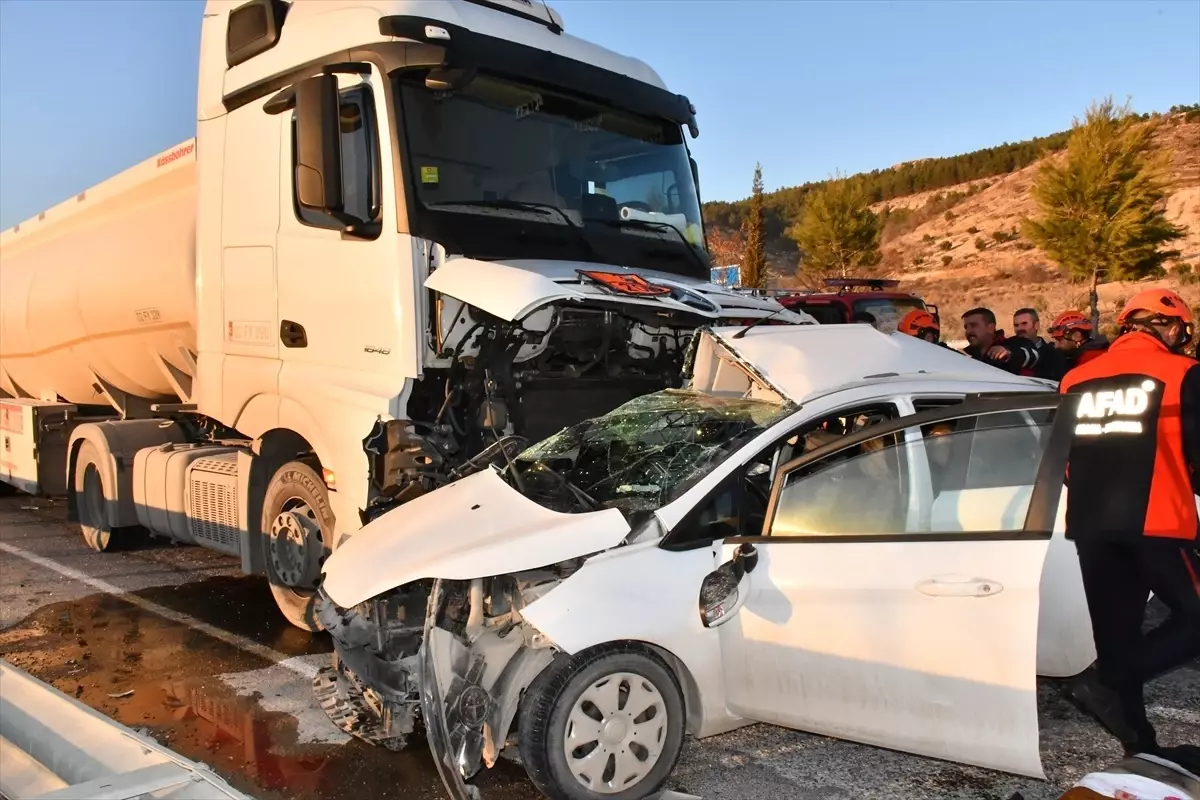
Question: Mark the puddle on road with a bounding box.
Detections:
[0,578,540,800]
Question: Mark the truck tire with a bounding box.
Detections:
[75,441,119,552]
[261,461,332,631]
[518,645,686,800]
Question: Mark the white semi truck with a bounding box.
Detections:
[0,0,809,629]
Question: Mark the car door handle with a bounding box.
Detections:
[916,577,1003,598]
[280,320,307,348]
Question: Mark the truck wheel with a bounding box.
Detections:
[518,646,686,800]
[261,461,332,631]
[75,441,117,552]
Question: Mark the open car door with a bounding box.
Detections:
[709,394,1077,777]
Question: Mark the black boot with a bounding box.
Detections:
[1063,666,1155,752]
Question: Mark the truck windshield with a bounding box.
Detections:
[395,70,710,280]
[510,389,792,520]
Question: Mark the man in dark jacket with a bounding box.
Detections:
[960,307,1042,375]
[1014,307,1067,381]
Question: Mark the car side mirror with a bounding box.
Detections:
[294,74,343,215]
[699,543,757,628]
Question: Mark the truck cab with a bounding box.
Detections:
[0,0,810,629]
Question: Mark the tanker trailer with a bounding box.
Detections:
[0,140,198,496]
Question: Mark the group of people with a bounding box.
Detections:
[896,289,1200,777]
[894,304,1111,380]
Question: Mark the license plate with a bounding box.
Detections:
[578,270,671,297]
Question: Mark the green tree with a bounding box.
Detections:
[788,176,882,279]
[1024,98,1184,282]
[740,163,768,289]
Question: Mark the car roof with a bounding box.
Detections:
[708,324,1043,405]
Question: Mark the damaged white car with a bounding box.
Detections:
[315,323,1096,800]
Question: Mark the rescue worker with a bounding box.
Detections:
[1014,307,1067,381]
[1050,310,1111,371]
[1058,288,1200,771]
[898,309,949,346]
[960,307,1042,375]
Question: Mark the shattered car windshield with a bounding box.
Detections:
[511,390,793,520]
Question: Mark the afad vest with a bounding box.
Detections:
[1059,332,1198,543]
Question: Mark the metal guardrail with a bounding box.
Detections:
[0,659,252,800]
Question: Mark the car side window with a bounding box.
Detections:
[770,431,910,536]
[663,471,743,550]
[662,402,901,550]
[291,83,380,231]
[768,410,1056,538]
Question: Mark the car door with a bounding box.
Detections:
[713,395,1076,778]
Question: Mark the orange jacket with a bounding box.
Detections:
[1059,332,1200,542]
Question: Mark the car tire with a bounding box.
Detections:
[261,460,332,632]
[75,441,119,552]
[518,645,686,800]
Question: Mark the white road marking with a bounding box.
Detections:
[221,655,350,745]
[0,541,316,679]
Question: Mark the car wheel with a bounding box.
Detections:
[261,461,332,631]
[518,646,685,800]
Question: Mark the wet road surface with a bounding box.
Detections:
[1,494,1197,800]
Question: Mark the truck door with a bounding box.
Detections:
[274,63,419,417]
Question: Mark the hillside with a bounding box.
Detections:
[704,111,1200,340]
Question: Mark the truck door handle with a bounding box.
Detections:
[280,320,307,348]
[916,577,1003,598]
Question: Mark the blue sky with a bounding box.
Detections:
[1,0,1198,228]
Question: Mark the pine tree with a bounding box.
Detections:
[788,176,882,280]
[1024,98,1184,283]
[740,164,768,290]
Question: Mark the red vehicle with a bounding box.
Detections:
[777,278,938,333]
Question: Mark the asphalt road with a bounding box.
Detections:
[1,493,1197,800]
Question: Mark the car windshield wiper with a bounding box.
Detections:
[519,460,601,512]
[427,199,597,258]
[591,217,710,278]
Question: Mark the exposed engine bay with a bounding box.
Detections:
[315,570,576,784]
[361,299,708,523]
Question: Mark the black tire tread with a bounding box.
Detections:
[75,441,116,553]
[518,643,686,800]
[261,460,331,632]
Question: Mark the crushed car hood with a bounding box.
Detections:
[321,469,630,608]
[700,324,1044,405]
[425,257,815,324]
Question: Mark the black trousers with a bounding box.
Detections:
[1074,538,1200,749]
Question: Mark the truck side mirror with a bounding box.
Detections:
[294,74,343,215]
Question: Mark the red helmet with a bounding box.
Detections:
[1049,311,1093,340]
[1117,288,1194,350]
[1117,289,1194,326]
[899,309,940,339]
